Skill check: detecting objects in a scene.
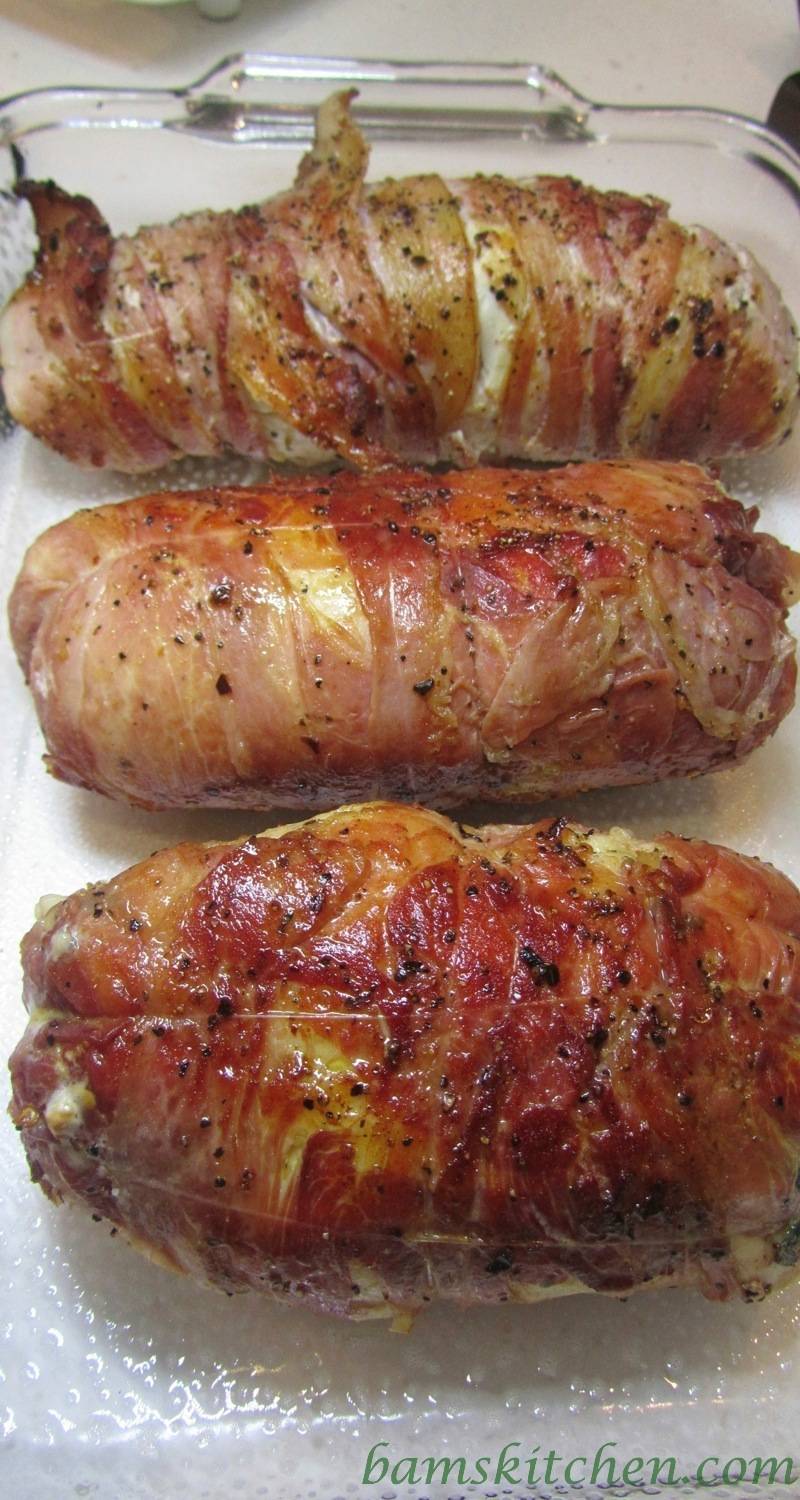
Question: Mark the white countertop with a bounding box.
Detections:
[1,0,798,122]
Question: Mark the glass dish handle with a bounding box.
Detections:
[0,53,798,195]
[0,55,596,155]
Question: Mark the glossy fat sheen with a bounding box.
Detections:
[9,802,800,1321]
[1,93,797,472]
[9,461,800,811]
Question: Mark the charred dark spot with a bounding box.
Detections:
[520,947,560,986]
[586,1026,608,1049]
[486,1249,514,1275]
[775,1220,800,1267]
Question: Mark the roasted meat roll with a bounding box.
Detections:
[1,92,797,472]
[9,802,800,1321]
[10,461,800,811]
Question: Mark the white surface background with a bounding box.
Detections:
[1,4,800,1500]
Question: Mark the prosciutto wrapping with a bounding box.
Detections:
[9,802,800,1321]
[10,461,800,811]
[1,92,797,472]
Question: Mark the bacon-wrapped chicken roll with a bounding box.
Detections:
[10,802,800,1321]
[10,461,800,811]
[1,93,797,471]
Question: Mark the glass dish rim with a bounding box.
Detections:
[0,50,797,184]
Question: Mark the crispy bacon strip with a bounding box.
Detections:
[1,93,797,471]
[9,802,800,1320]
[10,461,799,811]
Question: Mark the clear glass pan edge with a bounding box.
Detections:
[0,51,797,200]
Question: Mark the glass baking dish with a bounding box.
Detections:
[0,55,799,1500]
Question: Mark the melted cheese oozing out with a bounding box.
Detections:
[44,1081,96,1137]
[723,247,756,318]
[34,894,65,926]
[451,198,518,453]
[507,1277,592,1304]
[301,298,346,356]
[731,1232,794,1296]
[121,284,142,313]
[48,925,78,962]
[32,896,77,971]
[259,413,333,467]
[585,827,662,876]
